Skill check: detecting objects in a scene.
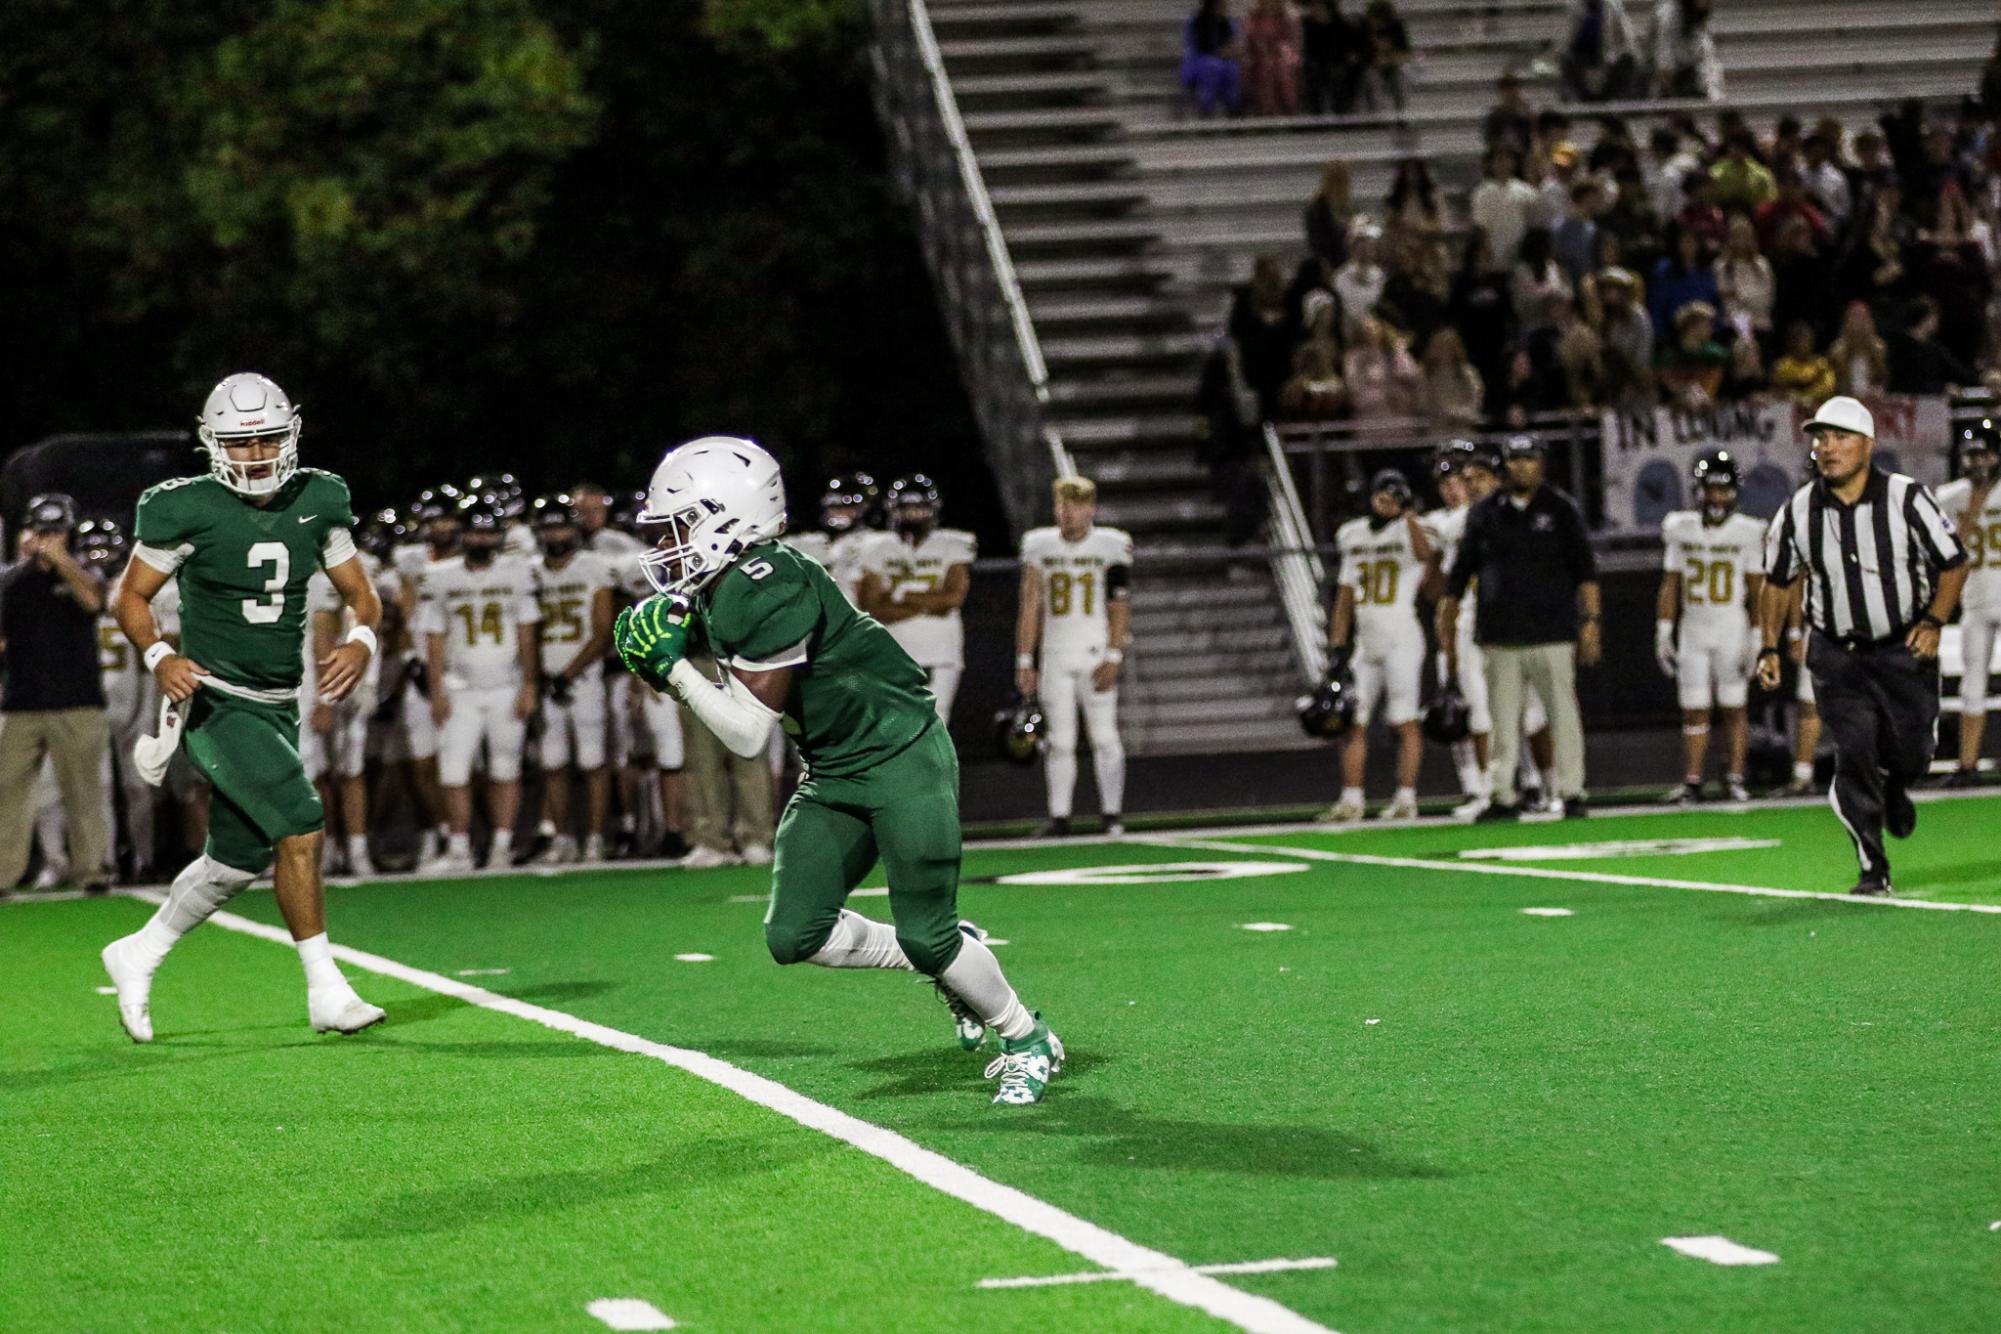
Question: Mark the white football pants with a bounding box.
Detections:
[1039,653,1124,818]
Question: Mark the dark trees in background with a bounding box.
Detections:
[0,0,1001,540]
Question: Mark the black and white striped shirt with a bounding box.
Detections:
[1764,468,1967,642]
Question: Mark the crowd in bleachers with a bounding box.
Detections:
[1203,77,2001,437]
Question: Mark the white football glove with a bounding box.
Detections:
[1654,620,1678,676]
[133,696,185,787]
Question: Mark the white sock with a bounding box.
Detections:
[1340,786,1364,805]
[448,832,472,856]
[346,834,369,868]
[131,856,256,970]
[1092,743,1126,820]
[296,932,346,992]
[1394,785,1416,804]
[1794,760,1813,781]
[1045,750,1077,820]
[804,909,914,970]
[1539,766,1558,796]
[537,820,556,838]
[418,828,439,860]
[491,829,513,859]
[939,933,1035,1041]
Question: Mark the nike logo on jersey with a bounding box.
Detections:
[298,514,317,524]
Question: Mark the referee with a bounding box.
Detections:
[1757,396,1969,895]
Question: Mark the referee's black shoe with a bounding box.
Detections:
[1849,875,1893,897]
[1886,780,1917,839]
[1473,801,1521,823]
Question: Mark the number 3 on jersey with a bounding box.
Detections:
[242,542,290,624]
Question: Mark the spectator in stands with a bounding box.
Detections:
[1754,167,1831,253]
[1420,327,1485,429]
[1384,158,1445,236]
[1450,229,1516,413]
[1182,0,1244,118]
[1644,127,1699,221]
[1981,28,2001,119]
[1651,0,1723,101]
[1381,234,1449,343]
[1300,0,1361,114]
[1304,159,1353,266]
[0,494,109,893]
[1656,300,1728,409]
[1769,216,1833,350]
[1243,0,1303,115]
[1356,1,1410,114]
[1470,147,1539,268]
[1529,142,1580,233]
[1551,296,1607,407]
[1333,220,1388,339]
[1648,222,1718,338]
[1710,133,1778,214]
[1886,295,1977,394]
[1299,285,1343,348]
[1826,300,1890,396]
[1601,163,1665,274]
[1285,254,1342,339]
[1343,315,1422,425]
[1229,254,1295,415]
[1675,169,1728,256]
[1560,0,1643,104]
[1280,339,1349,419]
[1800,133,1853,235]
[1716,216,1775,349]
[1839,184,1912,318]
[1596,266,1656,411]
[1721,330,1768,402]
[1587,115,1640,178]
[1482,74,1534,157]
[1769,116,1806,172]
[1847,130,1899,225]
[1770,321,1837,406]
[1512,227,1574,336]
[1914,182,1992,368]
[1551,179,1603,284]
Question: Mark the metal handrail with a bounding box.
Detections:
[870,0,1072,530]
[1263,422,1330,683]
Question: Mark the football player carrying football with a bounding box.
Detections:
[614,437,1062,1106]
[100,372,385,1041]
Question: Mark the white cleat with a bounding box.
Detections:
[580,834,606,864]
[676,845,741,870]
[1452,796,1490,822]
[532,835,577,867]
[738,842,773,867]
[100,935,156,1043]
[419,849,475,877]
[1316,798,1365,824]
[1375,794,1419,821]
[309,985,386,1034]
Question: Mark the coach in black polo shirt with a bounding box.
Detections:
[0,493,110,891]
[1440,434,1601,820]
[1757,396,1968,895]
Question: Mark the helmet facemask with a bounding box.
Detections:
[201,424,300,498]
[640,501,731,596]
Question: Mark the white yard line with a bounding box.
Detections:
[130,891,1337,1334]
[980,1257,1337,1290]
[1139,838,2001,916]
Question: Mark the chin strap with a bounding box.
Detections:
[668,659,780,759]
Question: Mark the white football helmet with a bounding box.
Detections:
[638,436,787,595]
[197,372,300,497]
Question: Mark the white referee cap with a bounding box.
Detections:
[1805,395,1875,440]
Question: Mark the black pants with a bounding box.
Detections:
[1806,632,1940,881]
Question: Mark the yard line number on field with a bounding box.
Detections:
[128,891,1339,1334]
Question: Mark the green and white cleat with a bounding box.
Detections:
[986,1015,1064,1106]
[931,921,990,1051]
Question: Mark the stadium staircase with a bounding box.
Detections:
[878,0,1995,756]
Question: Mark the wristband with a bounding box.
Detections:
[1918,614,1943,631]
[344,625,379,657]
[1015,653,1034,669]
[143,642,173,673]
[1581,613,1601,624]
[1757,647,1781,659]
[1103,648,1124,665]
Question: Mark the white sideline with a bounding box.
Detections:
[1141,838,2001,915]
[981,1257,1337,1290]
[129,890,1338,1334]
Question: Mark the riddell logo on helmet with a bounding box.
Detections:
[238,417,265,427]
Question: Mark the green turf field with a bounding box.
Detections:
[6,794,2000,1332]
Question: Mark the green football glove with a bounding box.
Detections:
[614,595,694,691]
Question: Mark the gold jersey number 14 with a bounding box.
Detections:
[455,601,506,646]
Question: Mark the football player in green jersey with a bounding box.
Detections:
[613,437,1063,1106]
[99,373,387,1042]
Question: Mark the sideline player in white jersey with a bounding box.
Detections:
[303,537,391,875]
[1423,442,1497,812]
[812,472,880,604]
[1656,451,1766,802]
[1322,469,1433,822]
[78,520,159,881]
[394,485,463,861]
[858,475,975,722]
[417,495,541,872]
[1014,475,1133,837]
[1938,428,2001,784]
[528,495,616,863]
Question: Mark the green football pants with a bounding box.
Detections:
[182,690,324,875]
[765,722,964,976]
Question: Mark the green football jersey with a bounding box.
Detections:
[133,469,356,692]
[699,540,935,778]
